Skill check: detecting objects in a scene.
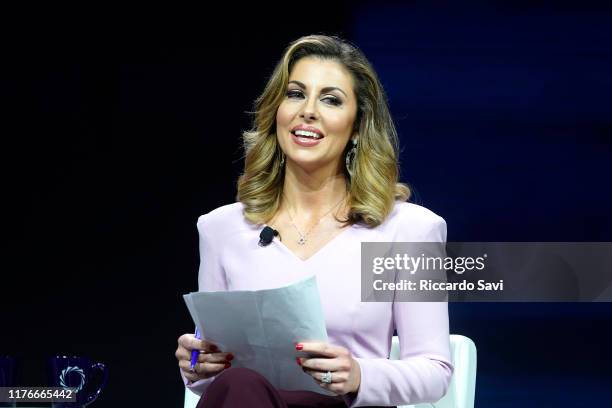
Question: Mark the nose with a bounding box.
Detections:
[299,98,318,121]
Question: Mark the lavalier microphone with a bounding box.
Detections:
[259,226,280,247]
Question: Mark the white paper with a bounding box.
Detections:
[183,275,334,395]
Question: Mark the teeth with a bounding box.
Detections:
[294,130,322,139]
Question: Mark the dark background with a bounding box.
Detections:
[3,2,612,407]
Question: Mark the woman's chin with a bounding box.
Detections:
[285,158,342,176]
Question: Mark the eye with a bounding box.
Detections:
[286,89,304,99]
[322,95,342,106]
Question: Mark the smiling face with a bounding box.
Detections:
[276,56,358,175]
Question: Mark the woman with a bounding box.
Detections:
[175,34,453,408]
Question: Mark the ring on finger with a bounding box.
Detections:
[321,371,332,384]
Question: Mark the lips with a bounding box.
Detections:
[291,132,323,147]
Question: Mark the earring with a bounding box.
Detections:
[345,138,358,177]
[279,151,285,170]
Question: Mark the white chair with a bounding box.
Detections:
[184,334,476,408]
[393,335,477,408]
[184,380,201,408]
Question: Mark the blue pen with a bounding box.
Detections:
[190,327,201,371]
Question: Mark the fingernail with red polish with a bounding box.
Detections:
[295,343,303,350]
[210,345,218,352]
[224,363,231,369]
[227,353,234,361]
[296,357,301,366]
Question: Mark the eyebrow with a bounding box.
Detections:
[288,80,348,98]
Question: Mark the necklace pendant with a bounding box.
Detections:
[297,237,306,245]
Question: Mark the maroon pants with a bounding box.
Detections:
[196,367,394,408]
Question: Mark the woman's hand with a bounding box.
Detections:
[176,333,233,383]
[295,342,361,395]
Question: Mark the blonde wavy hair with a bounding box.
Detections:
[236,34,410,227]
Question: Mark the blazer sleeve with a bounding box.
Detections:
[180,213,229,396]
[344,213,454,407]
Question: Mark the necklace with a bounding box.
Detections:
[284,194,347,245]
